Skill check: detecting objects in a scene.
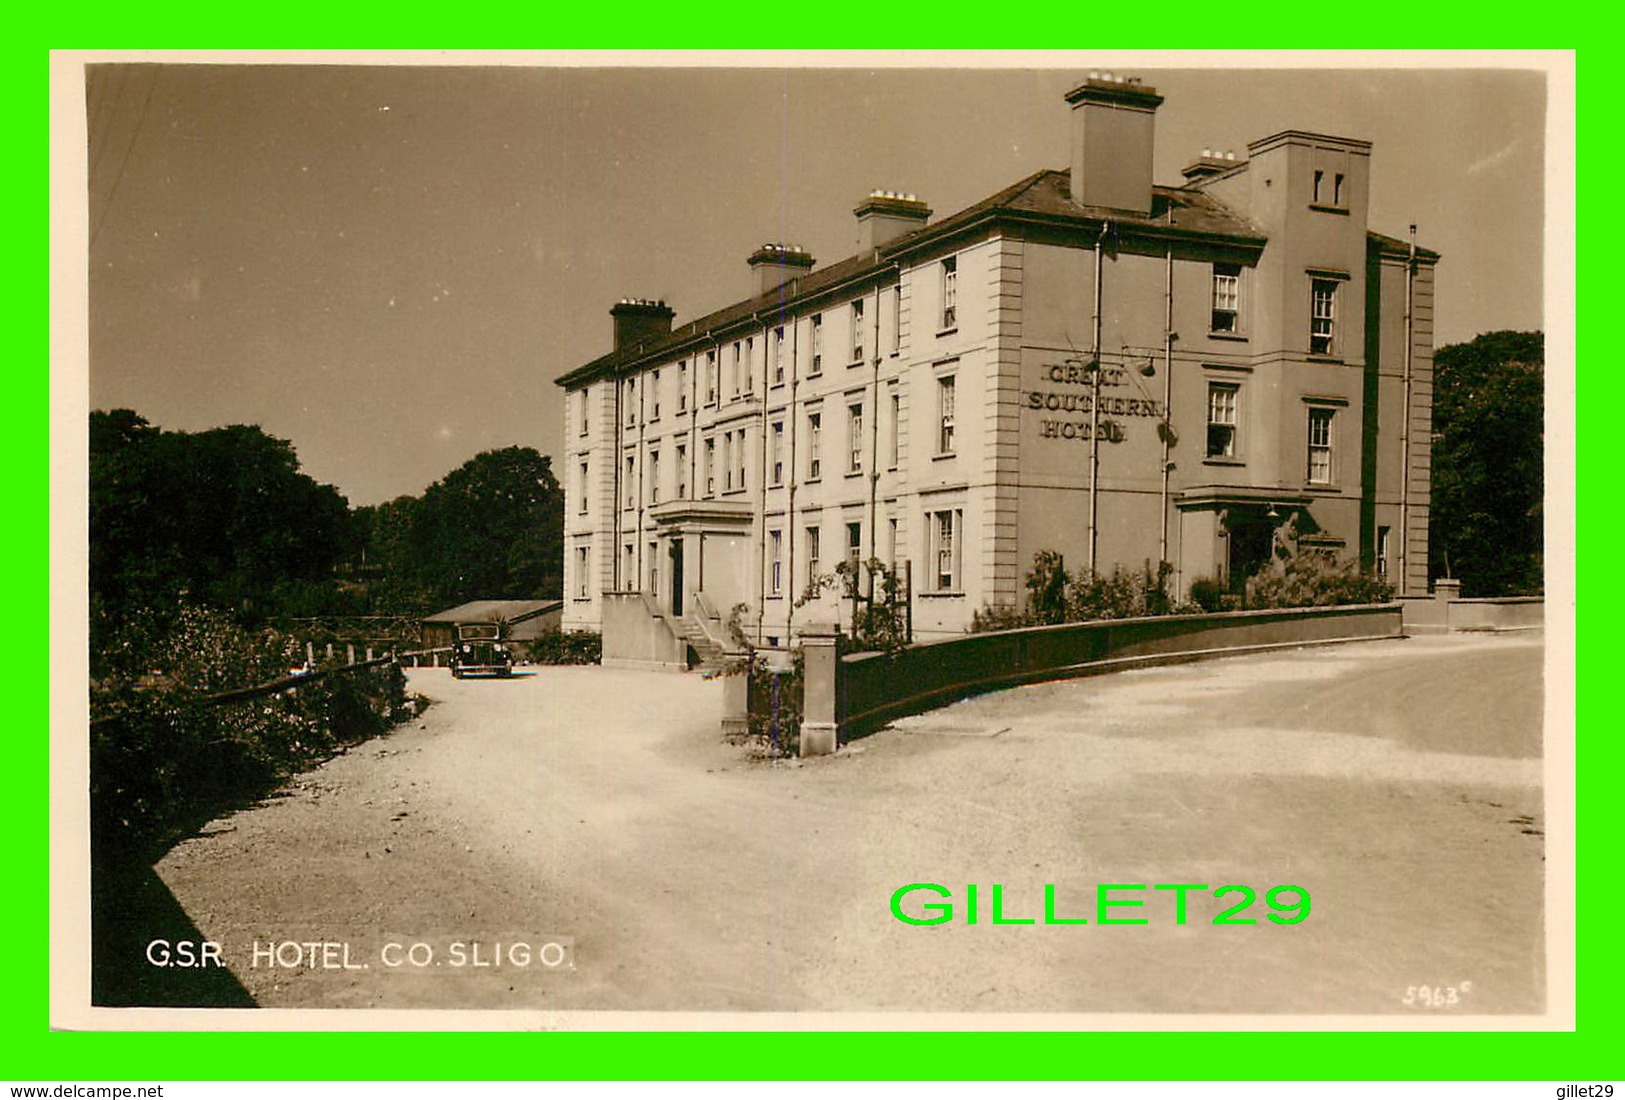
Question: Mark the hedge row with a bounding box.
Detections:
[92,626,411,863]
[524,630,602,665]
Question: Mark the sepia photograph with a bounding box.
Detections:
[57,52,1566,1027]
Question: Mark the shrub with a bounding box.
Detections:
[969,603,1035,633]
[844,558,909,655]
[1025,550,1069,625]
[1068,560,1173,621]
[90,600,409,861]
[1187,577,1229,614]
[742,650,803,759]
[721,604,804,758]
[93,601,301,696]
[1244,528,1394,609]
[525,629,602,665]
[971,554,1175,632]
[795,558,911,654]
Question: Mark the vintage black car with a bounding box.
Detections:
[450,622,514,678]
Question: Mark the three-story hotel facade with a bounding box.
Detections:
[556,75,1438,645]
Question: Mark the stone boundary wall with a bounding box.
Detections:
[1446,597,1544,632]
[822,603,1404,748]
[1398,579,1544,634]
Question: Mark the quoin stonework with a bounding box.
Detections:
[555,74,1438,647]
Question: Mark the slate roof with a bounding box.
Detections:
[422,599,563,624]
[557,166,1429,388]
[1367,227,1443,261]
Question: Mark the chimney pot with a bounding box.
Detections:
[610,297,675,352]
[748,242,815,297]
[853,190,932,251]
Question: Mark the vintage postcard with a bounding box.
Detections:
[50,50,1574,1031]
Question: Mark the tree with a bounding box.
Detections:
[351,495,433,613]
[406,446,564,607]
[1429,331,1544,597]
[90,410,357,626]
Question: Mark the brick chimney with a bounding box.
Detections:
[1064,73,1164,214]
[854,191,932,251]
[747,243,815,297]
[610,298,674,352]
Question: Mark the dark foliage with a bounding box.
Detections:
[357,446,565,613]
[1025,549,1070,625]
[840,558,910,655]
[90,410,357,626]
[90,602,410,862]
[974,543,1386,632]
[1187,577,1231,613]
[742,651,804,759]
[1429,330,1544,596]
[1243,522,1393,608]
[349,495,434,613]
[525,630,602,665]
[971,555,1177,631]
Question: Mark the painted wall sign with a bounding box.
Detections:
[1028,360,1162,444]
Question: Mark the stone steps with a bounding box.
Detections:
[673,616,729,671]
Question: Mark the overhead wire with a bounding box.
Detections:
[89,65,159,252]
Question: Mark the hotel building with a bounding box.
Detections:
[556,75,1438,647]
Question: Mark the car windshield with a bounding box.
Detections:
[459,624,502,641]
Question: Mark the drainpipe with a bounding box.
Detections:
[756,312,771,643]
[867,278,888,602]
[688,346,699,501]
[1160,245,1174,573]
[612,373,622,590]
[1087,221,1109,577]
[1400,225,1416,595]
[702,331,721,608]
[786,317,800,643]
[635,375,645,594]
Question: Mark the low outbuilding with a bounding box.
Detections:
[420,599,564,652]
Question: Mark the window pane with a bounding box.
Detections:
[1307,408,1334,482]
[1207,383,1238,457]
[1310,279,1336,354]
[1212,264,1240,333]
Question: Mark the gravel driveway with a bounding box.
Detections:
[153,632,1547,1016]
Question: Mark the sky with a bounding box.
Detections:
[79,55,1554,507]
